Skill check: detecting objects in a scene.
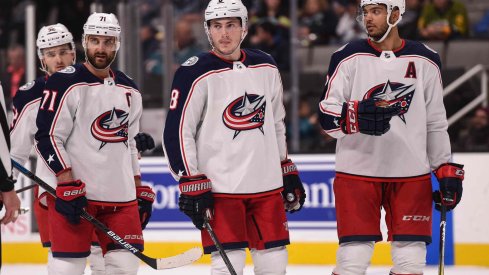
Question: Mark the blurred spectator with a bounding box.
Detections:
[174,19,204,65]
[298,0,338,45]
[298,98,319,151]
[473,10,489,38]
[143,19,204,76]
[398,0,423,40]
[253,0,291,28]
[0,1,14,50]
[418,0,469,40]
[250,21,290,71]
[334,0,367,44]
[172,0,207,23]
[141,24,162,75]
[456,107,489,152]
[0,45,25,106]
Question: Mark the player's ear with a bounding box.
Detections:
[390,7,400,24]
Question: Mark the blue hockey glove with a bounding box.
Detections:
[55,180,87,224]
[433,163,464,212]
[340,98,401,136]
[178,175,214,229]
[281,159,306,213]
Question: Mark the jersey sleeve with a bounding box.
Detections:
[163,67,207,180]
[424,56,451,169]
[318,50,351,139]
[129,90,143,177]
[10,89,41,178]
[34,76,77,176]
[271,69,287,161]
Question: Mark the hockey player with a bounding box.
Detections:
[34,13,154,275]
[9,23,107,274]
[163,0,306,274]
[317,0,464,274]
[0,83,20,226]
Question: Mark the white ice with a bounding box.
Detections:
[2,264,489,275]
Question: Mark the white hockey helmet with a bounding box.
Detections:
[36,23,75,59]
[82,12,121,51]
[204,0,248,49]
[360,0,406,43]
[36,23,76,73]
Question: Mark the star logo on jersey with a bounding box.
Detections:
[47,154,55,164]
[364,80,415,124]
[222,92,266,139]
[91,107,129,149]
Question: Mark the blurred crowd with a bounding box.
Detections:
[0,0,488,153]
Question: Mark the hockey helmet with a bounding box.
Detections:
[36,23,75,73]
[360,0,406,43]
[36,23,75,59]
[203,0,248,52]
[82,12,121,51]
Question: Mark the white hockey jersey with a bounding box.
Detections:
[10,76,57,196]
[163,49,287,197]
[318,39,451,179]
[35,64,142,204]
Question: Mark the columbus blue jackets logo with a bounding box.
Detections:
[365,80,415,123]
[222,92,266,138]
[91,107,129,149]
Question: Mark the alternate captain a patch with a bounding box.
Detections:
[222,92,266,139]
[91,107,129,149]
[364,80,415,124]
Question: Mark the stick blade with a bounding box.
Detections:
[156,247,203,270]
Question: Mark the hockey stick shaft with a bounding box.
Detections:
[203,215,237,275]
[12,159,202,270]
[16,183,36,193]
[438,205,447,275]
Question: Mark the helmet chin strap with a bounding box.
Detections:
[209,29,247,60]
[369,9,401,43]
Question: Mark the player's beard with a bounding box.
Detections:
[87,50,116,69]
[369,23,389,42]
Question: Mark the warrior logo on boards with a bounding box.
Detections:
[91,107,129,149]
[223,92,266,139]
[364,80,415,124]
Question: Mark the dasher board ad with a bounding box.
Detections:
[141,155,336,231]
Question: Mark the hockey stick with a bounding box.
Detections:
[203,212,237,275]
[438,205,447,275]
[15,183,36,193]
[12,159,202,270]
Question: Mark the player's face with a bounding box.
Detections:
[41,44,74,75]
[85,35,117,69]
[208,18,244,56]
[362,4,389,41]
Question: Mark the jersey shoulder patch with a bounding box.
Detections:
[19,80,36,91]
[182,56,199,66]
[58,66,76,74]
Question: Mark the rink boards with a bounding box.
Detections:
[2,154,488,266]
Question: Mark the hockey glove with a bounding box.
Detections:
[135,132,156,153]
[55,180,87,224]
[340,98,401,136]
[281,159,306,213]
[433,163,464,212]
[178,175,214,229]
[136,185,155,230]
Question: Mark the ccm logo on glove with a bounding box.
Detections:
[347,101,359,133]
